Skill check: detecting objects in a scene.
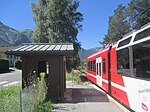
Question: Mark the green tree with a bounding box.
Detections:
[100,0,149,46]
[32,0,49,43]
[127,0,150,29]
[101,4,130,46]
[32,0,83,69]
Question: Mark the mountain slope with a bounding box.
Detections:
[19,29,33,42]
[0,21,101,60]
[79,47,101,60]
[0,22,33,46]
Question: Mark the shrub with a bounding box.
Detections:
[33,101,53,112]
[78,66,86,71]
[66,72,82,84]
[73,75,82,84]
[22,72,53,112]
[37,72,47,104]
[15,60,22,69]
[66,72,72,81]
[0,58,9,73]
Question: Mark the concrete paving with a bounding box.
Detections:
[52,81,123,112]
[52,102,122,112]
[0,68,22,87]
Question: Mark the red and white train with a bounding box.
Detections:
[86,23,150,112]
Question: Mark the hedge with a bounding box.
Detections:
[0,58,9,73]
[15,60,22,70]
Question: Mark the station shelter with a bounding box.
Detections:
[6,43,74,100]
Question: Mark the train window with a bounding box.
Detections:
[118,37,132,48]
[88,62,90,70]
[99,63,101,76]
[117,48,130,76]
[93,61,96,72]
[87,61,96,72]
[102,58,106,74]
[91,61,93,71]
[96,63,98,75]
[88,62,91,71]
[134,27,150,42]
[90,61,92,71]
[133,40,150,78]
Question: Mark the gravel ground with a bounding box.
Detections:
[52,81,123,112]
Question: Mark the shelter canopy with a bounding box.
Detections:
[6,43,74,57]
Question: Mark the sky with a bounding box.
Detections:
[0,0,130,49]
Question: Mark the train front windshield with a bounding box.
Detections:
[133,40,150,78]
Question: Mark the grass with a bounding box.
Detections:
[0,86,53,112]
[0,86,21,112]
[0,73,53,112]
[0,58,8,60]
[0,86,20,98]
[66,72,82,84]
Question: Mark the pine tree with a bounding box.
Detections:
[32,0,83,69]
[32,0,49,43]
[100,0,149,46]
[127,0,150,29]
[101,4,130,46]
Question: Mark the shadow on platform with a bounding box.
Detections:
[63,88,109,103]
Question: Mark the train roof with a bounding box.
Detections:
[116,22,150,50]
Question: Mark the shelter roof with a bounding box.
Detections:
[6,43,74,57]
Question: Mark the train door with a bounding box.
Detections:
[96,57,102,87]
